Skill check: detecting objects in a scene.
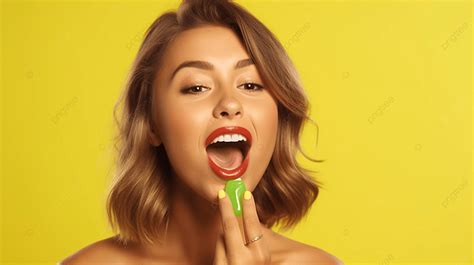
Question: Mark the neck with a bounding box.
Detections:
[139,174,223,264]
[165,176,222,264]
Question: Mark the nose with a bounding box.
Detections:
[212,91,243,120]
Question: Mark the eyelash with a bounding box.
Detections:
[181,83,264,94]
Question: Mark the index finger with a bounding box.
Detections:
[218,189,245,258]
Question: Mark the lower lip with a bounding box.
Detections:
[208,152,249,181]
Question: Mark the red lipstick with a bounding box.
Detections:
[205,126,252,180]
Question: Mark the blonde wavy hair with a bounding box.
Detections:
[107,0,324,246]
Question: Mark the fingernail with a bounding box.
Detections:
[244,190,252,200]
[218,189,226,199]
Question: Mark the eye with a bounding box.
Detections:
[181,85,210,94]
[239,82,264,92]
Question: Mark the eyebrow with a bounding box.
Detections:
[169,58,254,82]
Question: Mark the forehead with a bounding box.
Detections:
[160,25,250,74]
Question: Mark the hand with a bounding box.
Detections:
[213,189,272,265]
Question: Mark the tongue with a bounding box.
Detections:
[207,145,243,170]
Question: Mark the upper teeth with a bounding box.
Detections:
[210,134,247,144]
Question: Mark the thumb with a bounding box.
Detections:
[213,233,227,265]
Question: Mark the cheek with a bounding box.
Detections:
[156,100,210,174]
[161,109,201,149]
[257,98,278,140]
[252,96,279,157]
[158,99,204,143]
[245,97,278,190]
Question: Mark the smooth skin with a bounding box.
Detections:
[59,25,343,265]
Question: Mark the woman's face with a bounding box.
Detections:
[149,25,278,203]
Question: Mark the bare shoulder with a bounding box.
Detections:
[59,236,137,265]
[286,243,343,265]
[269,230,343,265]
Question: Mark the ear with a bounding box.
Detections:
[148,127,162,147]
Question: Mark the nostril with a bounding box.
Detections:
[220,111,241,117]
[220,111,228,117]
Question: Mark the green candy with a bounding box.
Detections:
[224,178,247,217]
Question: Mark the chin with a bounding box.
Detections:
[202,179,225,201]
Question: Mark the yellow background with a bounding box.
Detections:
[1,0,472,264]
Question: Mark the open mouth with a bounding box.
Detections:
[205,127,252,180]
[206,140,249,170]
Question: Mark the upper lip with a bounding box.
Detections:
[205,126,253,148]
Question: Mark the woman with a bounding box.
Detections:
[61,0,342,264]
